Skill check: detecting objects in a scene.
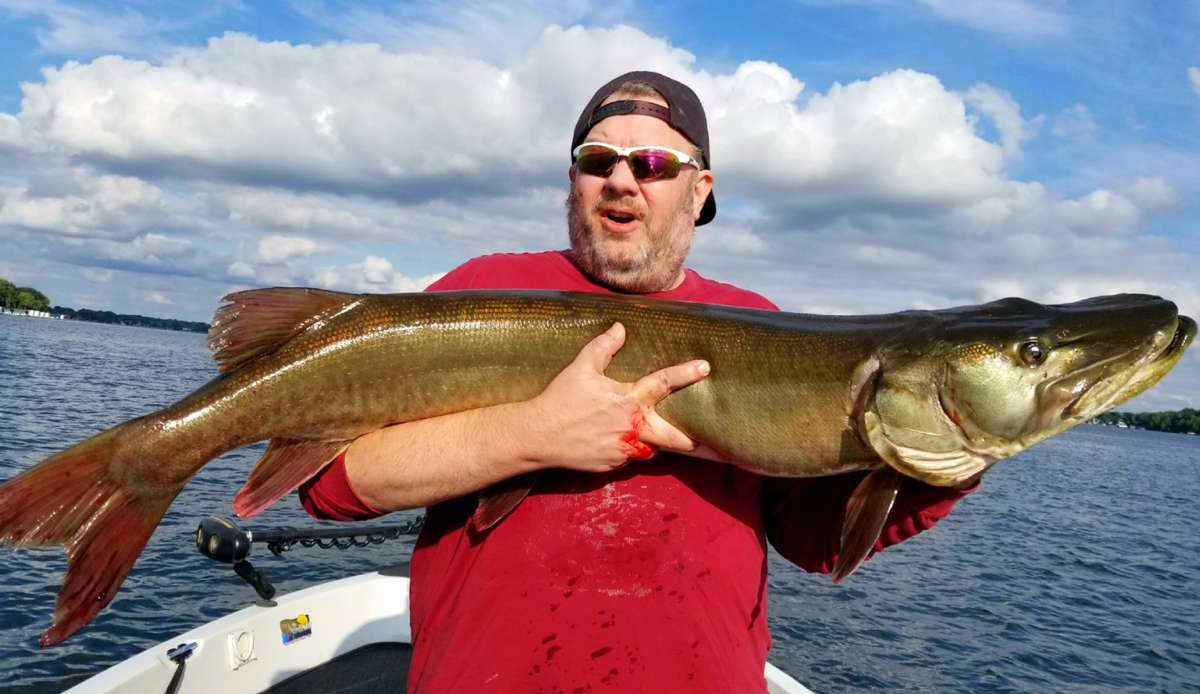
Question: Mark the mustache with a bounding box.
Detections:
[593,194,648,218]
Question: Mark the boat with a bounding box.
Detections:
[65,519,816,693]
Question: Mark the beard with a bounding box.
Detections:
[566,182,695,293]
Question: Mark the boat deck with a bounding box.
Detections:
[265,643,412,693]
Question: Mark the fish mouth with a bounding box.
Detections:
[1155,315,1196,363]
[1061,315,1195,420]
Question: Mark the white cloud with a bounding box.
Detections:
[0,169,166,238]
[144,291,173,305]
[228,261,254,279]
[12,32,555,192]
[963,83,1038,160]
[1051,103,1098,142]
[0,0,239,57]
[1189,67,1200,97]
[1055,189,1141,235]
[1126,177,1183,212]
[308,256,444,293]
[694,226,770,256]
[914,0,1071,40]
[219,187,400,237]
[221,251,446,294]
[802,0,1072,41]
[0,27,1184,264]
[0,30,1075,227]
[0,113,20,147]
[256,235,319,264]
[294,0,631,64]
[99,233,192,263]
[712,69,1013,213]
[848,244,931,268]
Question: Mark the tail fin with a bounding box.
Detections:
[0,423,177,646]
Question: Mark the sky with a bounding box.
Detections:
[0,0,1197,410]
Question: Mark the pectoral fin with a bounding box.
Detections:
[832,466,903,583]
[472,472,539,533]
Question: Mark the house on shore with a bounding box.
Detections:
[0,307,61,319]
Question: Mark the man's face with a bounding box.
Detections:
[567,95,714,293]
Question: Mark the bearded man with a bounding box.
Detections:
[300,71,974,693]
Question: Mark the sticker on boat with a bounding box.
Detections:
[280,614,311,645]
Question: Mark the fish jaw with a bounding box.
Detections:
[1096,314,1196,412]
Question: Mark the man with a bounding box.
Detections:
[300,71,974,692]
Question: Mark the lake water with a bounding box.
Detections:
[1,314,1197,693]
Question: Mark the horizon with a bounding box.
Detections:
[1,1,1197,410]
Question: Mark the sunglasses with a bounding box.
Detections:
[572,142,702,181]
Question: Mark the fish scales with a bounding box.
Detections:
[138,292,889,483]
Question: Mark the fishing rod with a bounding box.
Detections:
[194,515,424,604]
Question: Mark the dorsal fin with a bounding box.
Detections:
[207,287,358,373]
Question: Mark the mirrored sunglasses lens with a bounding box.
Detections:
[575,146,619,176]
[629,150,681,180]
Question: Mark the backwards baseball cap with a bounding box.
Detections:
[571,70,716,226]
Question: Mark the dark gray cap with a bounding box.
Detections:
[571,70,715,226]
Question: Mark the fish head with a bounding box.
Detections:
[862,294,1194,487]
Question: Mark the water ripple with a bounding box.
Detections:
[767,421,1200,693]
[3,315,1199,692]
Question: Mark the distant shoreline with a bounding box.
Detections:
[2,306,208,333]
[1,275,208,333]
[1094,410,1200,435]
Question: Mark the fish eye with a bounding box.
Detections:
[1019,340,1046,366]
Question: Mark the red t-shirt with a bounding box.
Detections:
[299,251,974,693]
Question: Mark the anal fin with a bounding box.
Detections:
[832,466,903,583]
[471,472,539,533]
[235,439,350,518]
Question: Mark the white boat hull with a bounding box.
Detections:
[68,569,812,693]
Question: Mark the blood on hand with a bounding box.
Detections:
[620,410,657,460]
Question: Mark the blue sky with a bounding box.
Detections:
[1,0,1198,409]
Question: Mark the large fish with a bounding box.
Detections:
[0,289,1193,646]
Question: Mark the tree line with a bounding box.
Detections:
[0,278,51,312]
[1,276,208,333]
[1094,409,1200,434]
[50,306,209,333]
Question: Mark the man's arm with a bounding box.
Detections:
[322,322,710,513]
[762,471,978,574]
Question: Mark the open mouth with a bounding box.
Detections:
[603,210,637,224]
[1155,315,1196,363]
[1062,316,1195,419]
[599,206,641,230]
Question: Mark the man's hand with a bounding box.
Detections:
[524,322,710,473]
[339,322,713,513]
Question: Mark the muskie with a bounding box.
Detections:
[0,289,1193,645]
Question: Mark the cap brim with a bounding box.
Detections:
[697,192,716,226]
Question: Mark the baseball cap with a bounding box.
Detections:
[571,70,716,226]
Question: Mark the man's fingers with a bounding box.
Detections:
[572,322,625,373]
[638,410,695,452]
[629,359,710,404]
[626,360,709,454]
